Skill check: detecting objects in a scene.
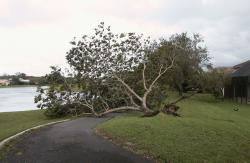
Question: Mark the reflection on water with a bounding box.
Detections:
[0,87,38,112]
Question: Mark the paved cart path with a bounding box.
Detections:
[2,116,152,163]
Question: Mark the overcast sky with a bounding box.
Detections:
[0,0,250,76]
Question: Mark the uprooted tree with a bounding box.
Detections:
[35,22,207,117]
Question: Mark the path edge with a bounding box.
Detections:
[0,119,70,150]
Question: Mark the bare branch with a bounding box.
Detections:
[96,89,110,111]
[158,65,163,75]
[148,56,175,92]
[113,74,143,102]
[81,103,99,117]
[124,89,140,108]
[100,97,110,111]
[142,63,148,91]
[101,103,109,111]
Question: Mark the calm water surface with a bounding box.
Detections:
[0,87,38,112]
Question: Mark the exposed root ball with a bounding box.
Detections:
[162,104,181,117]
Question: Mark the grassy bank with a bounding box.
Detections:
[0,110,67,141]
[97,94,250,162]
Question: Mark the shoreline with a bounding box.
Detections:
[0,109,39,113]
[0,85,38,88]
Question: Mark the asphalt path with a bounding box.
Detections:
[1,116,153,163]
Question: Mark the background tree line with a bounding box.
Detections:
[0,72,48,85]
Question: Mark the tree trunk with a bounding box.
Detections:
[96,106,142,117]
[178,84,183,96]
[179,90,183,96]
[142,93,150,112]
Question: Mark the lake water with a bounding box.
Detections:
[0,87,38,112]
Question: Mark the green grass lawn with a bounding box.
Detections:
[0,110,66,142]
[97,94,250,162]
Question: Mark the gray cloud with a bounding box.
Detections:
[83,0,250,67]
[152,0,250,66]
[0,0,250,75]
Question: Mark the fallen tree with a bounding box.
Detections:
[35,22,207,118]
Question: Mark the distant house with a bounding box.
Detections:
[19,78,30,84]
[224,60,250,104]
[0,79,10,86]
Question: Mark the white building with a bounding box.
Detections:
[19,78,30,84]
[0,79,10,86]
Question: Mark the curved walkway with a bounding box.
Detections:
[2,116,152,163]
